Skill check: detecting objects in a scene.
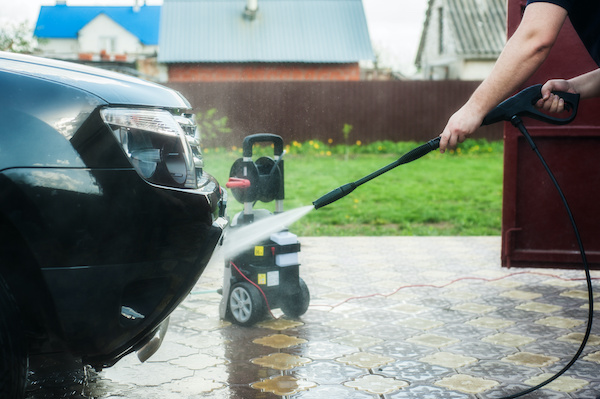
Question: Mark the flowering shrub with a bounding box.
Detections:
[203,139,502,157]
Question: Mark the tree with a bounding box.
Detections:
[0,21,37,54]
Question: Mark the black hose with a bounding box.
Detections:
[496,116,594,399]
[311,84,593,397]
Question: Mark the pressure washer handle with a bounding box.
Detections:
[242,133,285,157]
[482,84,579,126]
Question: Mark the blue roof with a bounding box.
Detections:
[158,0,374,63]
[34,5,161,45]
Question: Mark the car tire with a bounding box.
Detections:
[280,278,310,318]
[229,282,265,326]
[0,274,28,399]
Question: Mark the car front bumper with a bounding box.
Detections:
[1,167,226,367]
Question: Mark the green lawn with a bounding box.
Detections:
[202,143,503,236]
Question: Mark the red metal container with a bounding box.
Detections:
[502,0,600,269]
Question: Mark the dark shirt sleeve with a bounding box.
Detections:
[526,0,572,13]
[526,0,600,66]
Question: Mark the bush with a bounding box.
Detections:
[204,138,503,158]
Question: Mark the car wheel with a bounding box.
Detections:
[0,275,28,399]
[229,282,264,326]
[281,278,310,318]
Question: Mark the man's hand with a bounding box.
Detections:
[535,79,576,113]
[439,105,484,153]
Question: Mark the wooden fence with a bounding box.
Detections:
[166,80,503,148]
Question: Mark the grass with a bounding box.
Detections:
[202,140,503,236]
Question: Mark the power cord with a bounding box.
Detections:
[230,261,278,320]
[308,271,597,311]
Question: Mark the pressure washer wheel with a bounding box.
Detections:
[280,278,310,318]
[228,282,265,326]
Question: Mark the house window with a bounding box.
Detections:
[438,6,444,55]
[100,37,117,53]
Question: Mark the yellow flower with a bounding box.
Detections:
[232,146,238,151]
[309,140,314,145]
[314,143,320,149]
[326,151,332,156]
[328,138,333,144]
[353,198,359,203]
[356,140,362,146]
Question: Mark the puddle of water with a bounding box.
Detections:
[24,207,315,398]
[25,355,91,399]
[223,205,313,259]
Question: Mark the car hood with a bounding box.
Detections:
[0,52,190,109]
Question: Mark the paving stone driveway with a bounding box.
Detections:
[27,237,600,399]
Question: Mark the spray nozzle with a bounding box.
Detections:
[313,183,357,210]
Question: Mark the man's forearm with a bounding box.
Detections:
[465,2,568,119]
[569,69,600,99]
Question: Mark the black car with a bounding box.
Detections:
[0,51,227,398]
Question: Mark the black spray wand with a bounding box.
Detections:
[313,136,441,209]
[313,84,580,211]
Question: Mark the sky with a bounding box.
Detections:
[0,0,429,75]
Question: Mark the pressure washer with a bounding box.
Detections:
[218,133,310,326]
[313,85,592,399]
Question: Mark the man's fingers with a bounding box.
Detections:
[439,133,449,153]
[449,133,458,150]
[536,93,566,113]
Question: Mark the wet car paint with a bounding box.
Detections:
[0,51,225,390]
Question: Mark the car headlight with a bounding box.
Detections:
[101,108,197,189]
[174,114,204,172]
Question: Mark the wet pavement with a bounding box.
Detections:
[27,236,600,398]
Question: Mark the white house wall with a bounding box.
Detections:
[79,14,137,54]
[420,0,459,79]
[37,13,158,59]
[418,0,499,80]
[461,59,496,80]
[78,14,148,55]
[37,38,79,58]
